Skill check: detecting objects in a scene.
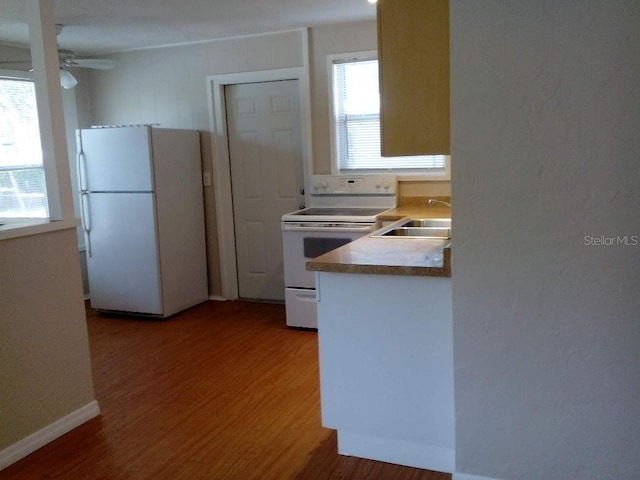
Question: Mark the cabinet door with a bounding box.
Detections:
[377,0,450,156]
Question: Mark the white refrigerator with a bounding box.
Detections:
[77,126,208,317]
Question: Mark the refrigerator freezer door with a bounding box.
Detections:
[86,192,163,314]
[79,127,154,192]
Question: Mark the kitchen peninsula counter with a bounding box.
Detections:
[307,196,452,278]
[306,235,451,277]
[309,196,454,473]
[312,239,454,473]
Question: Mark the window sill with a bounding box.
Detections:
[336,158,451,182]
[336,171,451,182]
[0,218,80,241]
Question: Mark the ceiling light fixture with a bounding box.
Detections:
[59,68,78,89]
[367,0,377,4]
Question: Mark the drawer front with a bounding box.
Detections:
[285,288,318,329]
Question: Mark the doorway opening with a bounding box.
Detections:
[207,65,313,300]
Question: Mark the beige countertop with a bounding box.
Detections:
[306,199,452,277]
[306,235,451,277]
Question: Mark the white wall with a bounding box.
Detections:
[450,1,640,479]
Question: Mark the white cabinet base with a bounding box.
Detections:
[316,272,454,473]
[337,430,454,473]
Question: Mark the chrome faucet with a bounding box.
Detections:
[427,198,451,208]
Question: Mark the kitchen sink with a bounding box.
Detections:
[399,218,451,228]
[372,218,451,239]
[379,226,451,238]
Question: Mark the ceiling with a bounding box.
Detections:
[0,0,377,56]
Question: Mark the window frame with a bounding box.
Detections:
[0,69,49,220]
[327,51,450,181]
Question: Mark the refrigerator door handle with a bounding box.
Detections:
[80,192,92,257]
[77,130,87,192]
[78,152,87,192]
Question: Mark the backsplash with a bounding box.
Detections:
[398,195,451,207]
[397,180,451,199]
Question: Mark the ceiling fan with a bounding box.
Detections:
[0,24,116,89]
[56,47,116,89]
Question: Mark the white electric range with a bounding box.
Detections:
[281,174,397,328]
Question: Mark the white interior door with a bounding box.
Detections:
[225,80,304,301]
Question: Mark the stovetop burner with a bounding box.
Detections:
[281,174,397,223]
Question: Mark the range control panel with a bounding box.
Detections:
[310,174,397,196]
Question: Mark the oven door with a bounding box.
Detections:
[282,222,375,289]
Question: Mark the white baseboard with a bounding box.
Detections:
[208,295,227,301]
[337,430,454,474]
[453,472,501,480]
[0,400,100,471]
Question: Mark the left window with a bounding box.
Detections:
[0,74,48,218]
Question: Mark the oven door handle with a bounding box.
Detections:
[282,224,374,233]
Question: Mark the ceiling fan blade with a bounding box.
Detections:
[0,60,32,67]
[67,58,116,70]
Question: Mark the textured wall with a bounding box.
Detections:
[451,1,640,479]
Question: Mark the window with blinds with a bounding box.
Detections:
[331,57,446,174]
[0,75,48,218]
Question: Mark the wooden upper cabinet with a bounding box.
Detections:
[377,0,450,156]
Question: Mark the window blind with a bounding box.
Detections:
[332,58,446,172]
[0,77,48,218]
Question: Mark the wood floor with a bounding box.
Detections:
[1,300,450,480]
